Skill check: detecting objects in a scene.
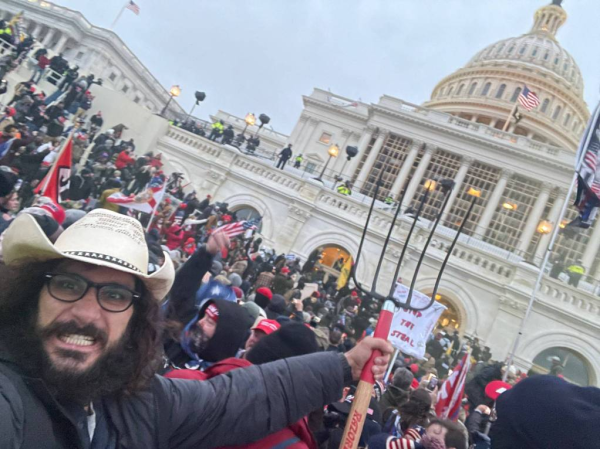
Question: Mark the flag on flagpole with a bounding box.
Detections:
[518,86,540,111]
[336,256,353,290]
[435,352,472,420]
[565,100,600,230]
[34,136,73,203]
[214,219,260,238]
[107,177,166,213]
[126,0,141,15]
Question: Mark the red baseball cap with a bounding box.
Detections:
[485,380,512,400]
[252,319,280,335]
[409,363,419,374]
[256,287,272,301]
[281,266,290,275]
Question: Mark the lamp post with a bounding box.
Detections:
[242,113,256,136]
[254,113,271,137]
[186,91,206,123]
[160,85,181,117]
[537,220,552,235]
[332,145,359,190]
[315,144,339,182]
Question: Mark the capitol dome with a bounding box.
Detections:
[423,1,589,151]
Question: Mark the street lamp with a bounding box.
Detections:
[332,145,359,190]
[160,84,181,117]
[424,179,437,191]
[315,144,339,182]
[537,220,552,235]
[186,91,206,123]
[242,113,256,136]
[254,113,271,137]
[502,201,518,211]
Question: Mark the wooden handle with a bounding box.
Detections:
[339,379,374,449]
[339,301,395,449]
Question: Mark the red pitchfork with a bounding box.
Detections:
[339,170,480,449]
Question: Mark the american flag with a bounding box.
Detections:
[518,86,540,111]
[214,219,260,238]
[435,351,472,420]
[126,0,140,15]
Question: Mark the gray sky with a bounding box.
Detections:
[52,0,600,135]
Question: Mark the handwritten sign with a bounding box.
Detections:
[388,284,446,358]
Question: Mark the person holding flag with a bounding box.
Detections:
[502,85,540,131]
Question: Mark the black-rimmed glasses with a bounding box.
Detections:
[44,273,140,313]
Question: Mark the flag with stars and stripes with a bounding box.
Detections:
[569,101,600,229]
[126,0,140,15]
[214,219,261,238]
[518,86,540,111]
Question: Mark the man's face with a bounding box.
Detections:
[198,315,217,339]
[244,329,266,351]
[426,423,448,445]
[36,261,135,374]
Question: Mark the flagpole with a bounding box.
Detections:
[37,129,77,196]
[502,111,594,382]
[110,3,127,30]
[145,177,169,232]
[502,103,518,132]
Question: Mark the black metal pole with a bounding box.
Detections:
[317,155,333,181]
[186,102,197,123]
[160,94,174,117]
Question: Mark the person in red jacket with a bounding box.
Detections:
[182,237,197,256]
[165,223,184,250]
[166,322,320,449]
[115,148,135,170]
[31,54,50,84]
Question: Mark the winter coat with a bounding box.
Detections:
[166,358,317,449]
[272,274,294,295]
[115,150,135,170]
[379,385,410,415]
[165,225,184,250]
[279,147,292,160]
[465,363,503,408]
[0,346,346,449]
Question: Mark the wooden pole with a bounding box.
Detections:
[502,103,518,132]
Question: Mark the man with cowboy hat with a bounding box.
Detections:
[0,209,393,448]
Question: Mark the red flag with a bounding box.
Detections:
[35,137,73,203]
[435,351,471,420]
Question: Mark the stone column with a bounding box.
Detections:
[582,214,600,270]
[296,118,319,154]
[401,144,435,209]
[534,190,566,263]
[441,156,473,223]
[516,184,551,255]
[473,169,512,238]
[354,128,388,191]
[41,28,56,48]
[276,204,312,253]
[53,34,69,54]
[343,126,374,179]
[31,22,42,39]
[389,139,422,199]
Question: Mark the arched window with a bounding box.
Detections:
[552,105,562,121]
[481,82,491,96]
[519,45,527,55]
[573,122,580,134]
[531,347,591,386]
[510,87,522,102]
[447,86,454,96]
[554,57,559,65]
[544,51,550,61]
[468,83,478,95]
[439,87,446,98]
[572,120,578,131]
[532,47,538,57]
[507,45,514,54]
[541,98,550,113]
[495,84,506,99]
[563,113,571,127]
[496,43,505,54]
[456,84,465,95]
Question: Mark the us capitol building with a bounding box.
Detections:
[1,0,598,386]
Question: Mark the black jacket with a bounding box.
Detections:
[279,147,292,160]
[0,348,348,448]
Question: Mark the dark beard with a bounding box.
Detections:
[3,314,139,405]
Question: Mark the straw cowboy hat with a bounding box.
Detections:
[2,209,175,300]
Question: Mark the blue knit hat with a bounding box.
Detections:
[491,375,600,448]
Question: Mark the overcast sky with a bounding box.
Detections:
[52,0,600,134]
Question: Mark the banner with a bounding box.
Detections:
[387,283,446,359]
[336,256,353,290]
[35,136,72,203]
[107,178,166,214]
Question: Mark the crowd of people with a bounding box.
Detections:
[0,17,599,449]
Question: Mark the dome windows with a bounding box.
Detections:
[552,105,562,121]
[532,47,538,57]
[544,51,550,61]
[495,84,506,99]
[481,82,491,96]
[563,113,571,127]
[519,45,527,55]
[468,83,478,95]
[541,98,550,113]
[510,87,522,103]
[456,84,465,95]
[508,45,515,54]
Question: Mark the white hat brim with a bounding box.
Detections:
[3,213,174,300]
